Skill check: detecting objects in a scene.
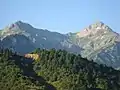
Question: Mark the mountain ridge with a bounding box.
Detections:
[1,21,120,69]
[7,20,117,33]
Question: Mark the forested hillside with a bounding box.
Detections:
[32,48,120,90]
[0,49,56,90]
[0,48,120,90]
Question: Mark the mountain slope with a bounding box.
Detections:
[0,21,81,54]
[0,49,56,90]
[68,22,120,68]
[1,21,120,69]
[1,34,35,54]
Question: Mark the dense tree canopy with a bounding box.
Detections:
[0,48,120,90]
[32,48,120,90]
[0,48,56,90]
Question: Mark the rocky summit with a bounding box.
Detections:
[1,21,120,69]
[68,21,120,69]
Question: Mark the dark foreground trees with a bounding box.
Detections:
[0,48,56,90]
[0,48,120,90]
[33,48,120,90]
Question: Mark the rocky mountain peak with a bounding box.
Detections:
[7,21,34,33]
[76,21,113,37]
[1,21,27,38]
[92,21,104,27]
[89,21,112,30]
[15,20,23,26]
[7,21,23,30]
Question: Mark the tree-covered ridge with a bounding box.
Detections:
[0,48,120,90]
[33,48,120,90]
[0,49,56,90]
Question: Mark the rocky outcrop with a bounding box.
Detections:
[24,54,39,60]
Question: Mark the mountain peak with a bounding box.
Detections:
[88,21,112,31]
[7,20,23,30]
[15,20,23,25]
[7,20,34,31]
[94,21,104,25]
[76,21,113,37]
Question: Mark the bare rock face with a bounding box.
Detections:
[24,54,39,60]
[76,21,112,38]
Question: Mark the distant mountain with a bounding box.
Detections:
[0,21,81,54]
[68,22,120,69]
[1,21,120,69]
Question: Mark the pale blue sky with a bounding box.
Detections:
[0,0,120,33]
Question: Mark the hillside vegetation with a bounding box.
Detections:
[32,48,120,90]
[0,48,120,90]
[0,48,56,90]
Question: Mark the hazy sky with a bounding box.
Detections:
[0,0,120,33]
